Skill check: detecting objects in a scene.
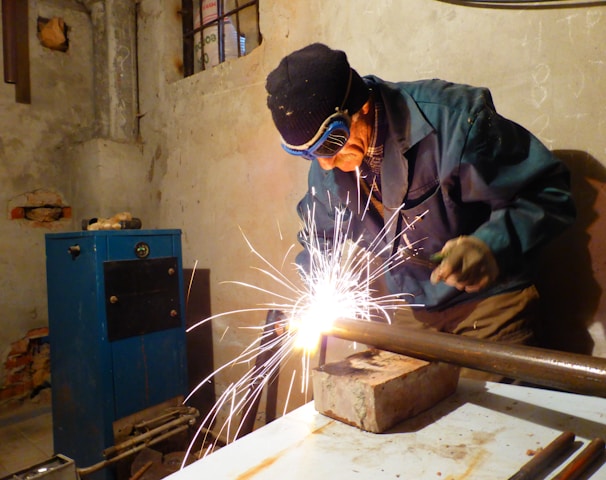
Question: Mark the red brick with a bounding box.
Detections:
[0,381,32,400]
[6,369,31,384]
[10,207,25,219]
[5,353,32,369]
[26,327,49,339]
[0,386,18,400]
[9,338,29,355]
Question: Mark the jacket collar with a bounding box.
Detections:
[364,76,434,212]
[365,75,434,152]
[318,76,434,227]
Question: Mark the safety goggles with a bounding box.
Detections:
[281,111,351,161]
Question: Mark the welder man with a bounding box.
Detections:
[265,43,575,347]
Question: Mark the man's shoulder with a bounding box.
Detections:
[365,75,494,113]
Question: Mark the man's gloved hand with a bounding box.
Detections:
[430,236,499,293]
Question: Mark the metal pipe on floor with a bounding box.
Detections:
[77,407,199,476]
[77,424,190,476]
[329,318,606,398]
[103,407,198,458]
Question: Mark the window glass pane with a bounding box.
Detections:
[183,0,260,77]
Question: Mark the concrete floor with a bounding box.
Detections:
[0,401,53,477]
[0,392,205,480]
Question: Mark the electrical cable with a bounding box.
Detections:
[434,0,606,9]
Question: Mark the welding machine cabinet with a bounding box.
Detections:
[45,230,188,480]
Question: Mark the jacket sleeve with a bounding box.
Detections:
[459,96,576,274]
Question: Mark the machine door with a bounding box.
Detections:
[104,257,181,341]
[104,257,186,418]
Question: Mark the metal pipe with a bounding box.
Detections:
[508,431,575,480]
[330,318,606,398]
[133,406,195,431]
[103,407,198,457]
[77,424,190,476]
[78,407,199,476]
[552,437,606,480]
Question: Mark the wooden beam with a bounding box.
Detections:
[2,0,17,83]
[14,0,30,103]
[2,0,30,103]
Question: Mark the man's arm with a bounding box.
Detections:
[433,103,575,290]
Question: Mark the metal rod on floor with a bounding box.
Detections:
[77,425,190,476]
[77,407,199,476]
[103,407,198,457]
[329,318,606,398]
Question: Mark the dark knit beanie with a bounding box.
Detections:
[266,43,370,146]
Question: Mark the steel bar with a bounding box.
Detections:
[77,424,190,476]
[130,461,153,480]
[329,318,606,398]
[552,438,605,480]
[103,407,198,457]
[508,431,575,480]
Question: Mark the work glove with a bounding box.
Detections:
[430,236,499,293]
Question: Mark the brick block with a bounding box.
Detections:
[5,353,32,369]
[312,349,460,433]
[10,207,25,219]
[26,327,49,339]
[0,385,21,400]
[0,381,32,400]
[7,371,32,386]
[9,338,29,355]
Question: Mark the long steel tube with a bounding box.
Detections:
[330,318,606,398]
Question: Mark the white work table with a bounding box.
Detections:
[169,379,606,479]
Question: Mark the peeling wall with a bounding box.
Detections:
[0,0,152,393]
[0,0,94,384]
[136,0,606,421]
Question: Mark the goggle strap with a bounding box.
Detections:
[280,69,355,153]
[340,69,353,112]
[282,111,350,151]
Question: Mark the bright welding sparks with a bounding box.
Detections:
[183,187,429,462]
[290,282,354,352]
[288,203,392,353]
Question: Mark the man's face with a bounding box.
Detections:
[316,104,373,172]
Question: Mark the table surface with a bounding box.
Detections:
[168,379,606,479]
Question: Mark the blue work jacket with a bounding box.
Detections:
[296,76,575,310]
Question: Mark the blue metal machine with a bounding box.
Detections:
[45,230,188,480]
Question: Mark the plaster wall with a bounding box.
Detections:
[136,0,606,423]
[0,0,94,382]
[0,0,150,393]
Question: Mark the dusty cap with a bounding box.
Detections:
[266,43,369,146]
